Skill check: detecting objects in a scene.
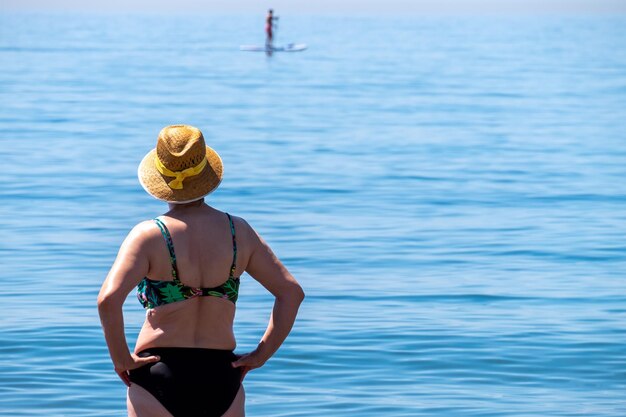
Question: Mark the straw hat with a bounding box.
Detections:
[138,125,223,203]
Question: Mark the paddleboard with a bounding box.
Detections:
[240,43,307,52]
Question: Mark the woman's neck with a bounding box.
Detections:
[167,198,206,211]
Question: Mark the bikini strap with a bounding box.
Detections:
[153,217,181,283]
[226,213,237,278]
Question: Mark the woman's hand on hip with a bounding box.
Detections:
[231,350,267,382]
[114,353,161,387]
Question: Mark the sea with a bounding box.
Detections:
[1,11,625,417]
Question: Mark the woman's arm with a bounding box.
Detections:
[97,222,160,386]
[231,220,305,379]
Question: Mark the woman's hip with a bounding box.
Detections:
[129,347,241,383]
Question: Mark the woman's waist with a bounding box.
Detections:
[136,327,236,353]
[135,346,237,360]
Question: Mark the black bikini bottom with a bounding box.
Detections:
[129,347,241,417]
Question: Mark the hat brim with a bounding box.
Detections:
[138,146,223,203]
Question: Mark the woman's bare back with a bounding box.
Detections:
[134,204,251,353]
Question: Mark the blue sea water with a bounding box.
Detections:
[1,11,626,416]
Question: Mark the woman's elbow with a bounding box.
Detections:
[97,294,110,311]
[97,292,121,312]
[276,282,305,304]
[290,283,305,304]
[296,285,305,302]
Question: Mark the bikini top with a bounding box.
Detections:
[137,213,240,309]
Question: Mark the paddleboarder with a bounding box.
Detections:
[266,9,279,48]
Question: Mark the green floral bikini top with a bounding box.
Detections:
[137,213,239,309]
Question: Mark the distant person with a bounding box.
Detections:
[266,9,279,47]
[98,125,304,417]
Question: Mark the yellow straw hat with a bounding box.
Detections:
[138,125,223,203]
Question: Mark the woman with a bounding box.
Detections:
[265,9,278,47]
[97,125,305,417]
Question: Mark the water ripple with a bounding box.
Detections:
[1,12,626,417]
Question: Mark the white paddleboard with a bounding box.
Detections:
[240,43,307,52]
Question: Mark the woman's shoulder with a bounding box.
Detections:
[221,212,263,246]
[224,213,253,235]
[123,219,163,246]
[111,219,164,260]
[132,218,161,233]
